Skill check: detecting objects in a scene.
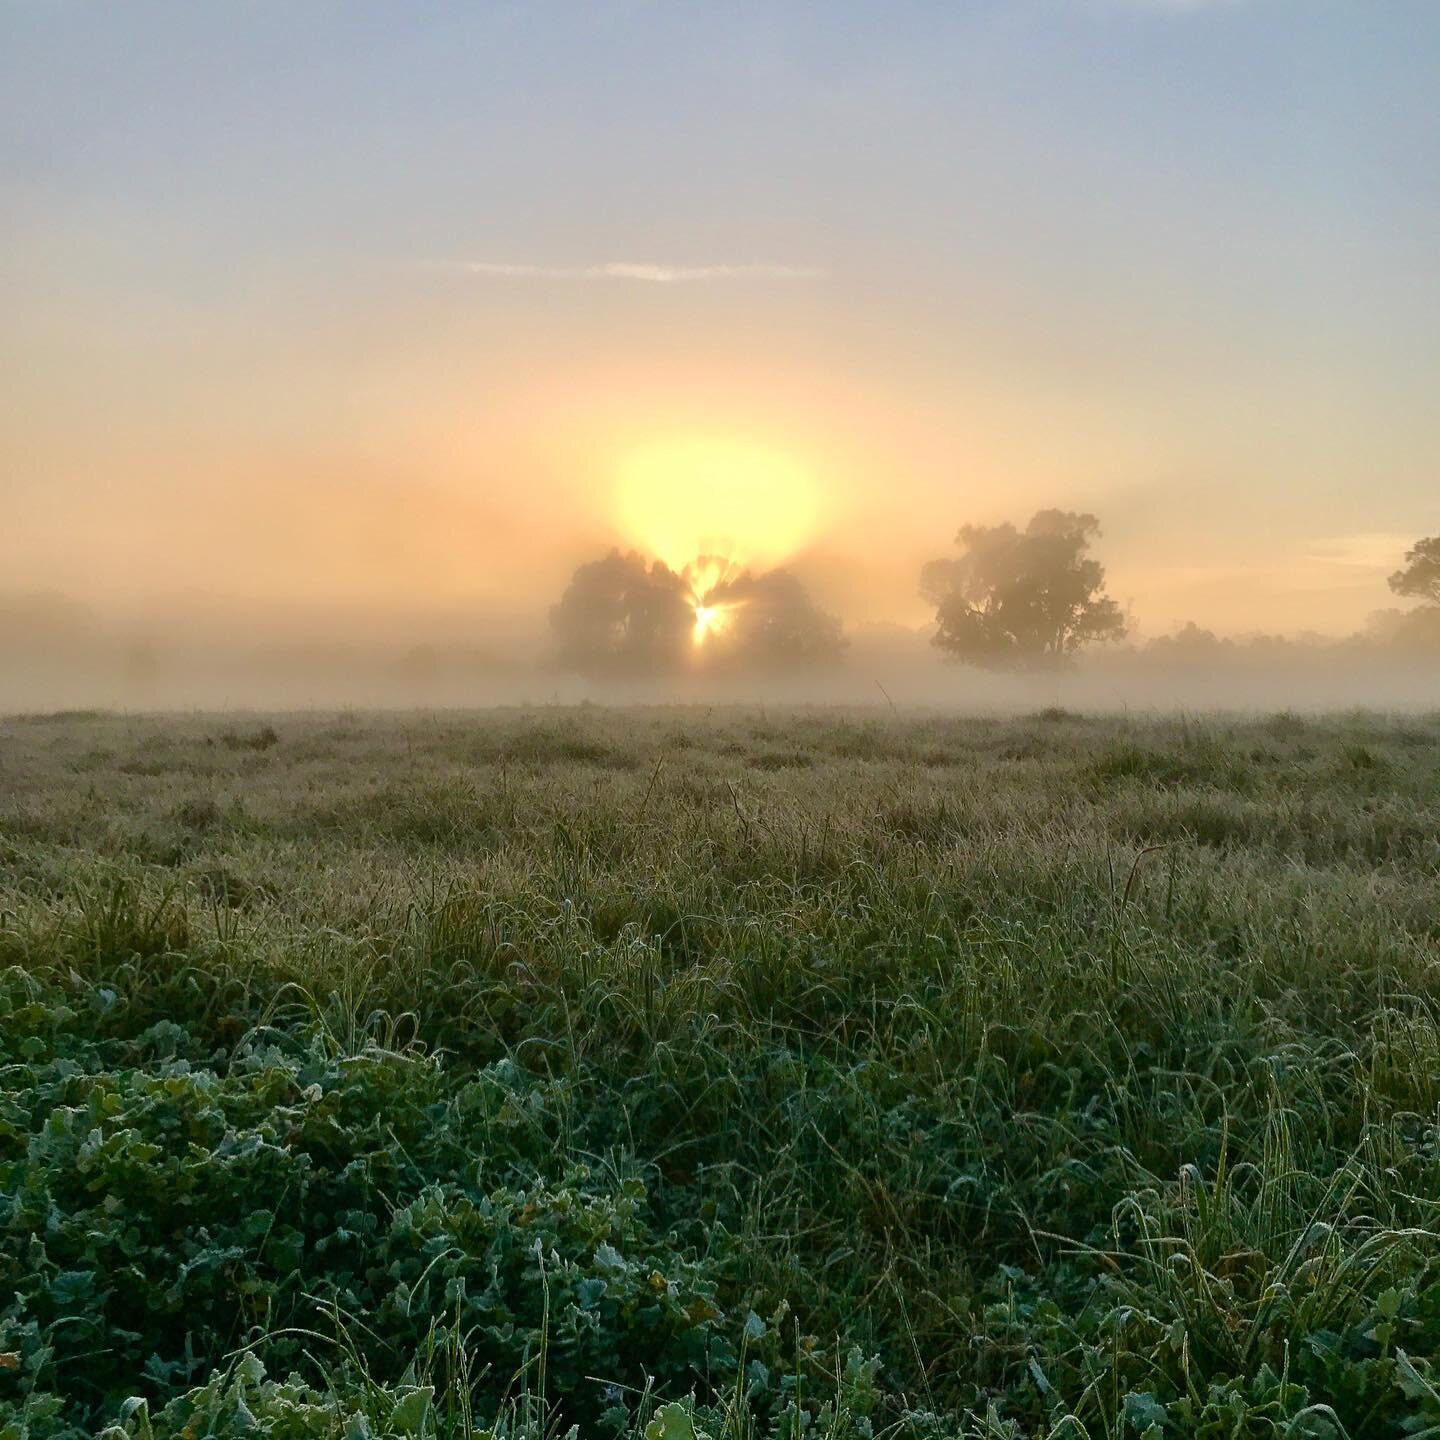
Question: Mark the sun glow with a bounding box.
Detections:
[614,437,820,570]
[691,603,725,644]
[683,556,745,647]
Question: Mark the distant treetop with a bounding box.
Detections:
[1390,536,1440,608]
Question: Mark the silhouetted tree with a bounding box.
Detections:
[1377,537,1440,654]
[1389,536,1440,607]
[550,550,846,676]
[549,550,691,676]
[921,509,1125,668]
[703,565,846,670]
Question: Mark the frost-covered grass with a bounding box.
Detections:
[2,707,1439,1439]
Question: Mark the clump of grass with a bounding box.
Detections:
[173,796,222,830]
[746,748,815,770]
[1341,740,1386,770]
[1264,708,1309,738]
[221,722,280,751]
[1088,733,1252,793]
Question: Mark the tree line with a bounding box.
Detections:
[550,520,1440,677]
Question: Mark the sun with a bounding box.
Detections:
[692,603,724,643]
[614,436,820,571]
[682,556,743,647]
[690,598,742,647]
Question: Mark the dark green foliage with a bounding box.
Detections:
[1,708,1439,1440]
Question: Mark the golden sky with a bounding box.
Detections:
[3,1,1438,642]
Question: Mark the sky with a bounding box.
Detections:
[3,0,1439,644]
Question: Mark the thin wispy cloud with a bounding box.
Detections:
[449,260,825,283]
[1303,533,1414,570]
[1097,0,1246,11]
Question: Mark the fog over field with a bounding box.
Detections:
[3,584,1438,715]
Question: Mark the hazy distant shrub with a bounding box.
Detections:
[13,706,113,724]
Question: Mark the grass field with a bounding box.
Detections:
[2,707,1439,1440]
